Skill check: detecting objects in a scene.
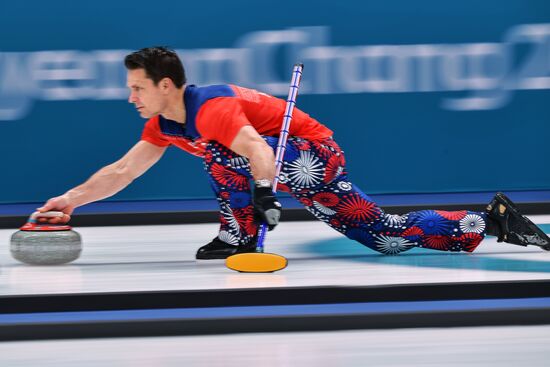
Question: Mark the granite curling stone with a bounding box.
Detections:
[10,211,82,265]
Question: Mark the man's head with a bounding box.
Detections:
[125,47,186,118]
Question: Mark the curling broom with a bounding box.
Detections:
[226,63,304,273]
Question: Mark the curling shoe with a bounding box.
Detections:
[486,192,550,250]
[196,236,257,260]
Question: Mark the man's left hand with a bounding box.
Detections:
[253,184,282,231]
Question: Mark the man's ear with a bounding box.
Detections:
[160,77,171,92]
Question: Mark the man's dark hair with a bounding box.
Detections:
[124,46,186,88]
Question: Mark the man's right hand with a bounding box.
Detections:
[36,195,74,224]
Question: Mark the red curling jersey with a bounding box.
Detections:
[140,84,333,157]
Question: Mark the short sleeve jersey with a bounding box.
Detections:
[141,84,333,157]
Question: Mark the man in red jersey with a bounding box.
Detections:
[38,47,549,258]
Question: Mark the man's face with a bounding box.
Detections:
[126,68,166,118]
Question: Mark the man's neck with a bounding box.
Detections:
[161,86,186,124]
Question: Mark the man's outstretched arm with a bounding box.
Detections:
[37,140,167,223]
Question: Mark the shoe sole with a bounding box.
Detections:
[196,254,233,260]
[489,192,550,249]
[196,247,257,260]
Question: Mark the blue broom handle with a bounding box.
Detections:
[256,63,304,252]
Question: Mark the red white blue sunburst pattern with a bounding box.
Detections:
[204,137,488,253]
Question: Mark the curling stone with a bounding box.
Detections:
[10,211,82,265]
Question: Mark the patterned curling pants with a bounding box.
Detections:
[204,136,488,254]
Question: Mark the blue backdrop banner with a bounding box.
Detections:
[1,0,549,203]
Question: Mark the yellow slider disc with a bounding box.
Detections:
[226,253,288,273]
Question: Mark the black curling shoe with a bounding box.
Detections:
[195,236,257,260]
[486,192,550,250]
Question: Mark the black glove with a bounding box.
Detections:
[253,183,282,231]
